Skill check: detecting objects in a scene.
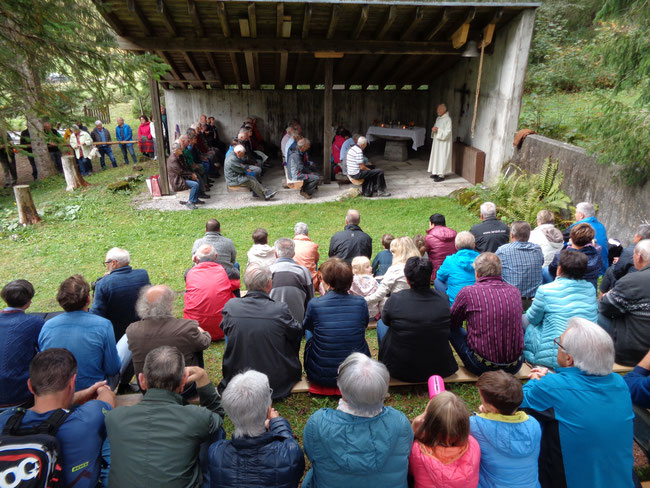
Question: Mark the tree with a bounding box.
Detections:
[0,0,166,179]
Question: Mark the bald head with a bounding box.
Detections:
[136,285,175,319]
[345,209,360,226]
[437,104,447,116]
[195,244,217,263]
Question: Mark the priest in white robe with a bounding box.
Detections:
[428,104,452,182]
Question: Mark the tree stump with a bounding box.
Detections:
[62,155,89,191]
[13,185,41,225]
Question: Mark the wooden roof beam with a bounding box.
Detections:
[277,5,291,88]
[352,5,369,39]
[239,17,258,89]
[425,8,450,42]
[451,8,476,49]
[187,0,205,38]
[376,5,397,40]
[478,9,503,48]
[400,6,425,41]
[276,3,284,38]
[181,52,205,88]
[206,53,223,88]
[326,4,340,40]
[156,0,178,37]
[128,0,153,37]
[93,0,126,36]
[155,50,187,88]
[302,4,312,39]
[216,1,231,37]
[248,2,257,38]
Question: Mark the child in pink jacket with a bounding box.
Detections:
[409,391,481,488]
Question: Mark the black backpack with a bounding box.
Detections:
[0,408,71,488]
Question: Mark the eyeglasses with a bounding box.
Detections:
[103,260,115,265]
[553,337,569,354]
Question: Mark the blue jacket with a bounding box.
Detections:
[470,412,541,488]
[548,245,603,289]
[209,417,305,488]
[303,292,370,387]
[624,366,650,408]
[91,266,150,340]
[372,249,393,277]
[303,407,413,488]
[436,249,480,304]
[115,124,134,145]
[0,309,44,406]
[523,277,597,368]
[39,311,120,391]
[521,368,634,488]
[569,216,608,274]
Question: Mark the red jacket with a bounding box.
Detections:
[184,261,238,340]
[425,225,457,280]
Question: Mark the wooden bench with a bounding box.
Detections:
[283,166,304,190]
[348,175,364,186]
[227,185,250,192]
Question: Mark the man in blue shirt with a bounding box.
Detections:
[115,117,138,165]
[0,280,44,409]
[522,317,634,488]
[39,275,123,390]
[565,201,609,274]
[90,120,117,169]
[0,348,116,488]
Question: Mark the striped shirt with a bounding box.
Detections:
[495,241,544,297]
[451,276,524,363]
[346,145,364,176]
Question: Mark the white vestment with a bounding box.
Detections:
[427,112,452,175]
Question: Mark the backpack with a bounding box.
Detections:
[0,408,71,488]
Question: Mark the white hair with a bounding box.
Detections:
[195,244,217,261]
[274,238,295,259]
[480,202,497,219]
[294,222,309,236]
[94,120,102,126]
[221,370,272,438]
[135,285,175,320]
[106,247,130,266]
[297,138,310,148]
[576,202,596,218]
[243,263,272,291]
[337,353,389,417]
[357,136,368,146]
[562,317,614,376]
[234,144,245,154]
[635,239,650,262]
[455,231,475,250]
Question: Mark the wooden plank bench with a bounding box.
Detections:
[227,185,250,192]
[283,166,304,190]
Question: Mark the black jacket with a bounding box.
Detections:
[328,224,372,264]
[90,127,112,146]
[599,265,650,366]
[218,291,302,399]
[378,288,458,382]
[470,217,510,253]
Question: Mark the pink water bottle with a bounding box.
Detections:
[428,375,446,399]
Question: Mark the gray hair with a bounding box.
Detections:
[171,141,181,152]
[294,222,309,236]
[136,285,175,320]
[636,224,650,240]
[635,239,650,262]
[357,136,368,146]
[576,202,596,218]
[233,144,245,154]
[221,370,272,438]
[186,128,196,137]
[536,210,555,225]
[94,120,102,126]
[473,252,502,277]
[106,247,130,266]
[511,221,531,242]
[274,238,295,259]
[243,263,272,292]
[480,202,497,219]
[562,317,614,376]
[195,244,217,261]
[455,231,475,250]
[337,353,389,417]
[346,209,360,225]
[297,138,310,148]
[143,346,185,391]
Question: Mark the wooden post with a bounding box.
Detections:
[13,185,41,225]
[61,155,90,191]
[149,76,170,195]
[323,58,333,184]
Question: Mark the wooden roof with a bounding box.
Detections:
[97,0,539,90]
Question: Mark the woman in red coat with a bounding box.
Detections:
[138,115,154,157]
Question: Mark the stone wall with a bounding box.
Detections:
[511,134,650,244]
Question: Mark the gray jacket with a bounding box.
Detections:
[192,232,239,280]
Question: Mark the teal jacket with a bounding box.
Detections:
[302,407,413,488]
[523,277,597,368]
[436,249,480,304]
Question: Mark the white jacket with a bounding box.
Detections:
[69,131,93,159]
[364,262,409,310]
[529,224,565,266]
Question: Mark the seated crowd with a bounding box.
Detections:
[1,201,649,488]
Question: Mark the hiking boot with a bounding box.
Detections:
[264,190,278,201]
[186,202,198,209]
[300,190,312,200]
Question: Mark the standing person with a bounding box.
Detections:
[470,202,510,253]
[43,121,64,173]
[69,125,94,175]
[425,213,457,280]
[90,120,117,169]
[328,209,372,264]
[19,127,38,180]
[0,132,17,187]
[138,115,154,158]
[115,117,138,165]
[428,103,453,182]
[160,106,170,155]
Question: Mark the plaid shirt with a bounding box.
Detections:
[451,276,524,363]
[495,241,544,298]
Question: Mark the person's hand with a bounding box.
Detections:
[197,326,206,334]
[73,380,108,405]
[528,367,549,380]
[478,404,487,413]
[265,408,280,429]
[432,127,438,133]
[185,366,210,388]
[191,174,198,181]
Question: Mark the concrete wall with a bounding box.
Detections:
[429,9,536,182]
[512,134,650,244]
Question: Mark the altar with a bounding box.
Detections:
[365,126,427,162]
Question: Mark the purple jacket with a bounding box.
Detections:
[425,226,457,280]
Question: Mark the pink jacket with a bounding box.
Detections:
[293,235,320,287]
[425,226,457,280]
[408,436,480,488]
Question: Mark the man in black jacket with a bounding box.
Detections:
[90,120,117,169]
[601,224,650,293]
[470,201,510,252]
[218,264,302,400]
[328,209,373,264]
[599,239,650,366]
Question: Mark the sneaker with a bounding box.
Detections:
[377,191,391,197]
[299,190,312,200]
[186,202,198,209]
[432,175,445,182]
[195,199,206,205]
[199,193,211,199]
[264,190,277,201]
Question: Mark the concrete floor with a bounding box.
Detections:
[138,156,470,211]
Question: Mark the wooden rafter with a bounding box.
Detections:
[248,3,257,38]
[206,53,223,88]
[400,6,424,41]
[216,1,231,37]
[352,5,369,39]
[450,8,476,49]
[129,0,153,37]
[277,6,291,88]
[425,8,450,42]
[301,4,312,39]
[393,56,428,88]
[376,5,397,40]
[157,0,179,37]
[93,0,126,36]
[326,4,340,40]
[181,52,205,88]
[155,50,187,88]
[240,17,258,88]
[276,3,284,37]
[187,0,205,37]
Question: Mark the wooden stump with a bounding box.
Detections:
[13,185,41,225]
[62,155,89,191]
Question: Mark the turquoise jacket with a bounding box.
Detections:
[436,249,480,304]
[523,277,597,368]
[302,407,413,488]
